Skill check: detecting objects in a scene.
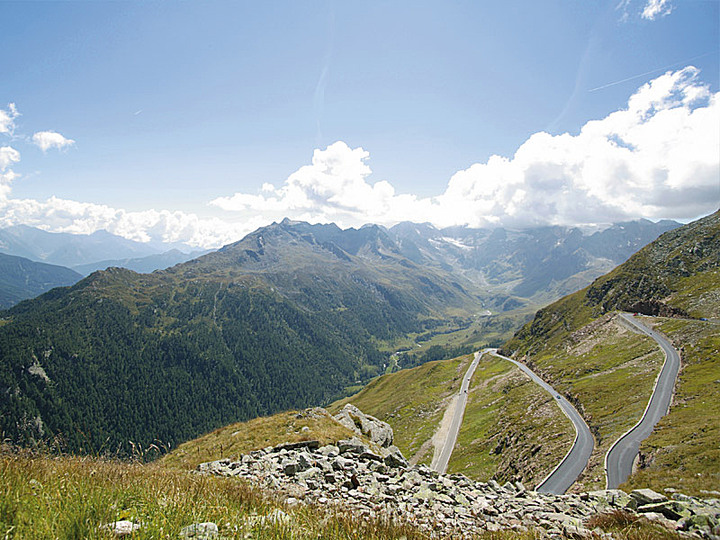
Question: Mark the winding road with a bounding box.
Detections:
[431,314,680,492]
[605,313,681,489]
[490,351,594,494]
[432,348,593,494]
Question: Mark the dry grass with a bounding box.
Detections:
[160,408,360,471]
[0,445,686,539]
[0,445,435,539]
[586,510,682,540]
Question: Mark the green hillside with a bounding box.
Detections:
[621,317,720,495]
[329,352,573,486]
[505,210,720,357]
[503,210,720,493]
[448,353,573,487]
[329,354,474,464]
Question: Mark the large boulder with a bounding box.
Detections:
[333,404,394,447]
[630,488,667,506]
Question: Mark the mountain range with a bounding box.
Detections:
[322,210,719,495]
[0,225,170,267]
[0,218,679,311]
[0,219,483,453]
[386,218,681,302]
[0,216,686,455]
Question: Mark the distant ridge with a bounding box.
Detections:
[72,248,210,276]
[0,225,192,267]
[0,253,81,309]
[505,210,719,355]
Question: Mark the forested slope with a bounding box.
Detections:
[0,220,483,454]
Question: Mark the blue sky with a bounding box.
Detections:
[1,0,718,247]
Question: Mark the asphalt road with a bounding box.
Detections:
[605,313,681,489]
[491,351,594,494]
[433,349,485,474]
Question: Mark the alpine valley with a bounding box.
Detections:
[1,211,719,540]
[0,217,679,453]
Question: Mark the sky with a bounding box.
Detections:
[1,0,718,248]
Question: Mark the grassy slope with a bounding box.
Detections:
[502,211,720,493]
[0,446,682,540]
[622,318,720,496]
[518,316,663,491]
[160,409,360,471]
[0,447,431,540]
[330,352,573,486]
[328,354,473,465]
[447,354,573,487]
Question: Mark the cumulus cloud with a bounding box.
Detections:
[0,146,20,171]
[0,196,259,248]
[1,66,717,249]
[433,66,718,227]
[0,147,21,201]
[32,130,75,151]
[210,66,718,233]
[642,0,673,20]
[0,103,19,135]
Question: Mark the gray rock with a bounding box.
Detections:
[179,522,218,539]
[195,420,720,540]
[296,453,312,470]
[318,444,339,457]
[637,500,690,521]
[383,448,408,468]
[332,455,354,471]
[105,520,141,536]
[272,440,320,453]
[297,466,322,482]
[359,450,383,463]
[282,459,299,475]
[630,488,667,506]
[337,437,368,455]
[333,404,394,447]
[588,489,637,510]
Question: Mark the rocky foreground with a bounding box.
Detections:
[196,407,720,539]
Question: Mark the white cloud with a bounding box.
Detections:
[0,146,21,202]
[0,105,252,247]
[436,67,718,226]
[211,141,434,228]
[642,0,673,20]
[0,103,21,201]
[0,103,19,135]
[32,131,75,151]
[1,66,717,249]
[0,146,20,171]
[0,196,259,248]
[209,66,718,234]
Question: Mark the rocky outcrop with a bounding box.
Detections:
[333,403,394,447]
[198,439,720,539]
[625,300,688,318]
